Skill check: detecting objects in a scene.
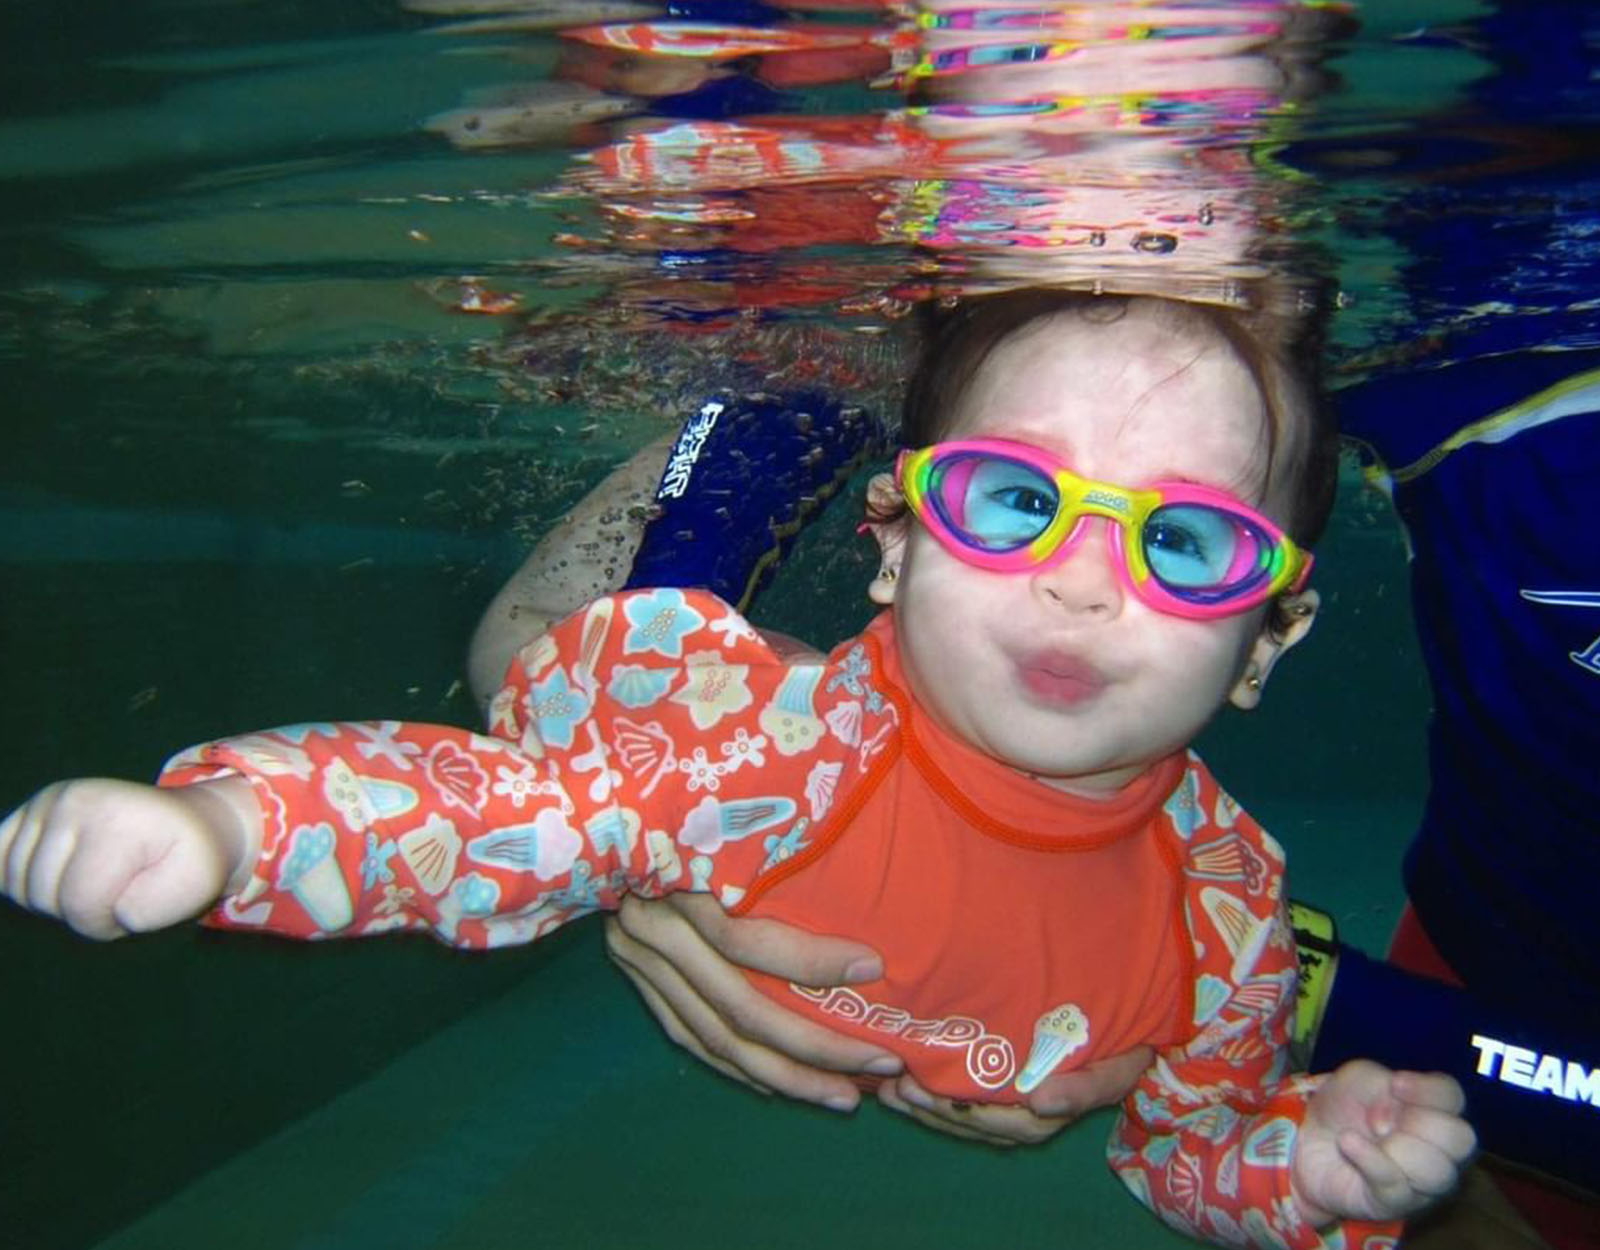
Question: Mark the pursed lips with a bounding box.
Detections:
[1014,647,1109,705]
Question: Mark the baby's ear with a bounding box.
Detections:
[1230,589,1319,709]
[864,471,902,520]
[862,472,908,605]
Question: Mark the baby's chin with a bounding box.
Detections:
[1012,758,1151,798]
[983,733,1155,797]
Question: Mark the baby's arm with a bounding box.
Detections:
[5,590,864,953]
[2,599,673,946]
[0,720,621,948]
[1109,899,1411,1250]
[1110,803,1470,1247]
[157,718,640,946]
[0,775,261,939]
[1120,1015,1469,1245]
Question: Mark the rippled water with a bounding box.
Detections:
[4,1,1591,499]
[1,2,1595,1247]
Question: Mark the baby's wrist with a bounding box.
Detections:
[177,775,264,896]
[1287,1157,1336,1231]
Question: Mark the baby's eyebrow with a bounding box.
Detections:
[1148,470,1268,504]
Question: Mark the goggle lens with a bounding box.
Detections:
[1143,504,1273,596]
[927,453,1057,551]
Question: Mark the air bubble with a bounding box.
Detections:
[1131,232,1178,255]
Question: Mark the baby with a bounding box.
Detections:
[1,291,1472,1249]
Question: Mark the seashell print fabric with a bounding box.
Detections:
[159,589,1397,1250]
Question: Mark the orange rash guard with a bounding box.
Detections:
[161,589,1397,1250]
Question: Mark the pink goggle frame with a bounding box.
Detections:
[895,438,1313,620]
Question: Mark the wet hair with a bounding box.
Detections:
[895,287,1340,552]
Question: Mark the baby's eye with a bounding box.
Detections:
[988,485,1056,517]
[952,459,1058,547]
[1144,505,1243,586]
[1145,519,1209,561]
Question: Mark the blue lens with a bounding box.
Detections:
[931,454,1058,550]
[1144,504,1267,592]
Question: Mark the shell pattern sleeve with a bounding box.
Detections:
[159,590,887,948]
[1107,759,1401,1250]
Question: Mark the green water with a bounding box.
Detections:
[0,1,1459,1246]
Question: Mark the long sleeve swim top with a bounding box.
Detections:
[161,589,1397,1250]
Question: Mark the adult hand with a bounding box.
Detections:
[606,894,1154,1141]
[606,893,900,1112]
[875,1045,1154,1147]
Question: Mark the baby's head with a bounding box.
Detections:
[867,289,1336,794]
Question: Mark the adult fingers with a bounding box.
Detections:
[959,1103,1068,1146]
[1026,1045,1153,1118]
[611,896,900,1077]
[605,912,866,1110]
[661,893,883,988]
[893,1074,1071,1146]
[876,1078,1018,1147]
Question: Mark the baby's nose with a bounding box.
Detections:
[1030,521,1125,618]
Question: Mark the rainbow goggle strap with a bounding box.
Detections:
[895,439,1314,621]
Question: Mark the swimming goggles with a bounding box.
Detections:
[895,438,1314,620]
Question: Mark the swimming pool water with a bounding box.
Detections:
[0,1,1578,1245]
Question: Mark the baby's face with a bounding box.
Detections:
[889,306,1296,794]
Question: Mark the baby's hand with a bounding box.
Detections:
[1292,1059,1475,1227]
[0,776,260,939]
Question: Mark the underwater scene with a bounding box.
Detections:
[2,1,1597,1247]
